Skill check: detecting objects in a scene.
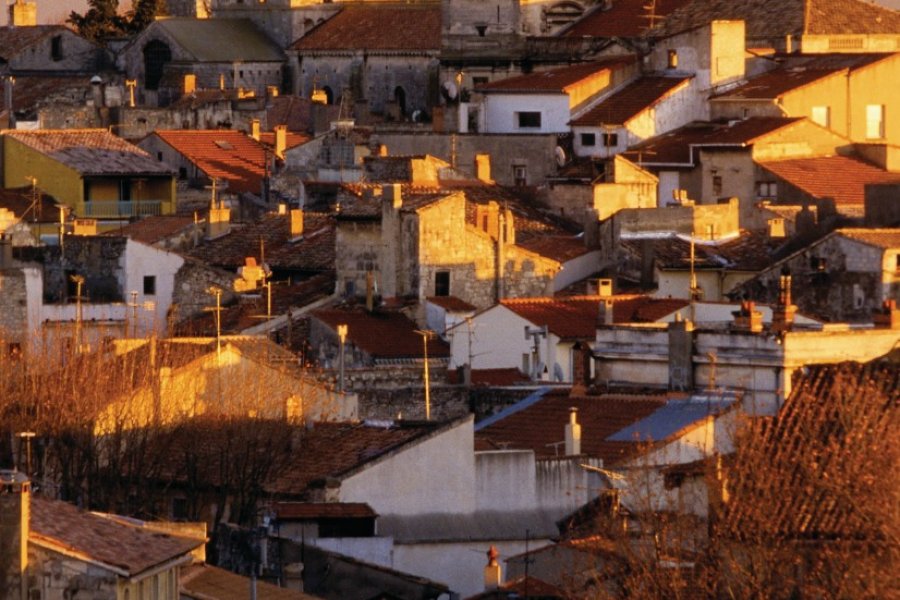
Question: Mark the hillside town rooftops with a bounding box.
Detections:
[476,57,637,94]
[146,18,285,62]
[571,75,692,126]
[758,155,900,205]
[561,0,692,38]
[313,307,451,359]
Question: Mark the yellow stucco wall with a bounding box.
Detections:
[3,136,84,212]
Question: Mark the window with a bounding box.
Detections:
[157,152,163,161]
[434,271,450,296]
[50,35,63,61]
[667,49,678,69]
[178,167,187,179]
[712,175,723,195]
[143,275,156,296]
[757,181,778,198]
[516,111,542,129]
[811,105,830,128]
[172,497,188,520]
[602,132,618,147]
[581,132,596,147]
[810,256,827,271]
[866,104,885,139]
[513,165,527,186]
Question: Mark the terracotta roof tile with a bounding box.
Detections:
[3,129,173,176]
[266,95,338,134]
[713,67,838,101]
[476,388,668,461]
[624,118,802,165]
[259,131,310,153]
[477,57,637,93]
[188,212,335,273]
[500,295,689,340]
[312,307,450,359]
[562,0,692,37]
[572,75,692,126]
[759,155,900,205]
[623,230,779,271]
[30,496,202,577]
[517,234,592,262]
[181,564,318,600]
[650,0,900,41]
[836,227,900,249]
[272,502,377,520]
[292,4,441,52]
[108,215,196,245]
[152,130,268,194]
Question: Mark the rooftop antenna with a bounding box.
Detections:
[414,329,436,420]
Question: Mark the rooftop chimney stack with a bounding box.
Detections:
[0,470,30,600]
[873,299,900,329]
[483,546,502,591]
[289,208,304,239]
[598,298,615,326]
[474,153,492,183]
[384,183,403,210]
[772,268,797,334]
[565,407,581,456]
[206,202,231,240]
[274,125,287,159]
[250,119,261,142]
[9,0,36,27]
[732,300,764,333]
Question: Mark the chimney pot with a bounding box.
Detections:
[289,208,304,239]
[483,546,502,591]
[251,119,261,142]
[384,183,403,209]
[274,125,287,159]
[565,407,581,456]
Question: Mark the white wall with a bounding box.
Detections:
[124,239,184,336]
[311,537,394,568]
[448,305,533,371]
[339,417,476,516]
[554,250,601,291]
[482,93,571,134]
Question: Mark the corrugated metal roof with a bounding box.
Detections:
[155,18,284,62]
[606,392,737,442]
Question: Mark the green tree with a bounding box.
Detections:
[68,0,166,44]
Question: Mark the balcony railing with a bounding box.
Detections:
[83,200,165,218]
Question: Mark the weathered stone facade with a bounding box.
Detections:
[171,260,239,325]
[0,268,28,344]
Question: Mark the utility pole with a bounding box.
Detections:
[337,324,348,393]
[415,329,435,420]
[127,290,140,338]
[70,274,85,352]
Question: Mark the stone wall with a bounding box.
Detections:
[0,268,28,343]
[171,261,239,324]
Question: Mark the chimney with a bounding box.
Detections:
[474,153,492,183]
[8,0,36,27]
[72,218,98,236]
[0,470,30,600]
[767,218,786,238]
[565,407,581,456]
[206,203,231,240]
[274,125,287,159]
[483,546,502,591]
[384,183,403,210]
[250,119,261,141]
[184,74,197,95]
[597,278,613,297]
[90,75,104,108]
[772,268,797,334]
[598,298,614,326]
[267,86,279,98]
[732,300,763,333]
[277,203,287,215]
[873,299,900,329]
[289,208,303,239]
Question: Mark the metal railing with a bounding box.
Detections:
[82,200,165,218]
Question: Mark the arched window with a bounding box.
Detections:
[394,86,407,117]
[143,40,172,91]
[322,85,334,105]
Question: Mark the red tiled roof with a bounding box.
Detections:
[188,212,335,272]
[759,155,900,205]
[4,130,173,176]
[259,131,310,153]
[477,57,637,93]
[292,4,441,52]
[650,0,900,41]
[476,388,668,461]
[273,502,377,520]
[181,563,319,600]
[266,95,339,134]
[624,118,802,165]
[108,215,196,245]
[836,228,900,249]
[500,295,689,340]
[427,295,477,312]
[563,0,692,37]
[571,75,691,126]
[517,234,592,262]
[152,129,268,194]
[313,308,451,359]
[30,496,202,577]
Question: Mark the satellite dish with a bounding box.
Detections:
[442,80,459,101]
[555,145,567,167]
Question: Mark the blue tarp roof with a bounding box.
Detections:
[606,392,736,443]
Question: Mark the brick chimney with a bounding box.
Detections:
[732,300,763,333]
[483,546,502,591]
[565,407,581,456]
[0,470,30,600]
[597,298,615,326]
[771,269,797,334]
[274,125,287,159]
[873,299,900,329]
[250,119,261,142]
[474,153,492,183]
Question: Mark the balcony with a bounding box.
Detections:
[83,200,165,218]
